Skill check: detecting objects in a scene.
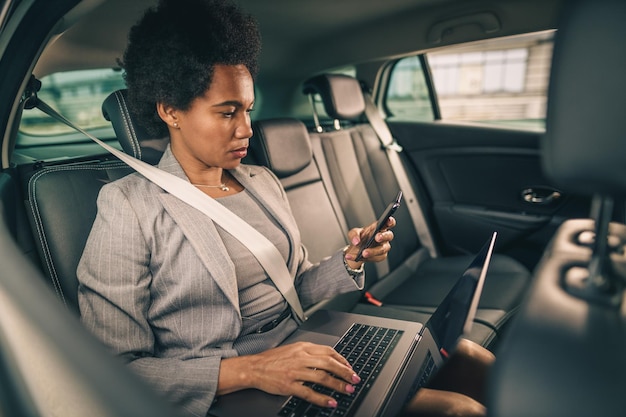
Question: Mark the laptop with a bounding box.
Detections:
[210,232,497,417]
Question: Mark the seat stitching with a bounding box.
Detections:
[26,162,129,308]
[114,91,142,161]
[29,169,67,307]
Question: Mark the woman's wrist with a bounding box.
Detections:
[217,356,254,396]
[342,246,364,276]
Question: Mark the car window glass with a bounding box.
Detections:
[17,68,263,149]
[385,31,554,131]
[385,56,434,122]
[18,68,126,142]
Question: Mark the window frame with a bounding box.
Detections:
[17,68,126,140]
[379,30,554,132]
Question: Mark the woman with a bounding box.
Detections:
[77,1,492,416]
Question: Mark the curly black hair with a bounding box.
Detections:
[122,0,261,137]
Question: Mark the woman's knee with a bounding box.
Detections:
[455,338,495,367]
[402,388,486,417]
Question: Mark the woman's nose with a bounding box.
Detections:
[236,116,253,139]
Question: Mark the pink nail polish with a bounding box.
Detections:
[352,374,361,384]
[345,384,355,394]
[328,399,338,408]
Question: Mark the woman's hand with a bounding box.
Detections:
[219,342,361,408]
[344,216,396,269]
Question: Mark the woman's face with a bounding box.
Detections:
[165,64,255,171]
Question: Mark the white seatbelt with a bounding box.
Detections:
[35,100,306,323]
[362,91,438,258]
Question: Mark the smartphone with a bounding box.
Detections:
[355,191,403,262]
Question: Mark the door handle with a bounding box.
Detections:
[521,187,561,205]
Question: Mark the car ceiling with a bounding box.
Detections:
[34,0,564,80]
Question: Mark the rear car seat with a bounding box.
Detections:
[98,90,498,347]
[250,117,500,347]
[24,87,505,348]
[23,89,257,315]
[24,159,132,313]
[301,74,531,341]
[248,117,348,264]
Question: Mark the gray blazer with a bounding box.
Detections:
[77,147,362,417]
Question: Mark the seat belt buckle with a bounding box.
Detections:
[364,291,383,307]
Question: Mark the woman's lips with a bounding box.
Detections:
[231,147,248,159]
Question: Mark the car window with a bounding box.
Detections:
[17,67,265,148]
[384,56,434,122]
[385,31,554,131]
[18,68,126,144]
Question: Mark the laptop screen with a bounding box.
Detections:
[426,232,497,356]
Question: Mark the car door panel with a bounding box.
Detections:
[388,120,592,269]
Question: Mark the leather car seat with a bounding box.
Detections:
[488,1,626,416]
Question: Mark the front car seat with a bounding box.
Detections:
[488,1,626,416]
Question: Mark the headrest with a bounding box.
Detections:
[302,74,366,120]
[542,0,626,197]
[250,118,313,178]
[102,89,169,165]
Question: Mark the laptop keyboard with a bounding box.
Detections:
[417,351,436,388]
[278,323,403,417]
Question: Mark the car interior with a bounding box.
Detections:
[1,0,625,416]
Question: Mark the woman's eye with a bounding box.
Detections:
[222,112,235,118]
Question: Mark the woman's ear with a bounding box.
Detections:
[156,102,180,130]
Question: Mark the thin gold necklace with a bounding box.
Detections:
[191,176,230,192]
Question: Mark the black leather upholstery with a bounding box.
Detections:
[23,88,162,313]
[26,162,132,312]
[489,1,626,415]
[301,72,532,348]
[251,117,500,345]
[250,118,313,178]
[102,90,169,165]
[303,74,366,120]
[542,0,626,197]
[490,219,626,417]
[251,118,349,265]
